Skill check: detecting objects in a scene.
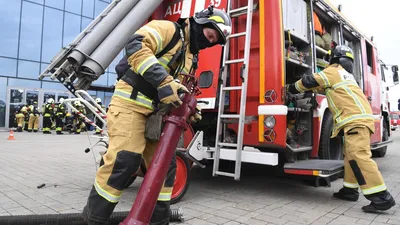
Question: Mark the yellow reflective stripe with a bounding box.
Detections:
[44,113,51,117]
[332,80,357,89]
[294,80,307,92]
[143,26,163,54]
[113,89,153,110]
[158,56,169,68]
[318,71,330,87]
[336,114,374,128]
[209,15,224,23]
[344,182,359,188]
[362,183,387,195]
[183,67,189,73]
[343,86,366,114]
[326,90,340,119]
[157,192,172,201]
[136,56,159,75]
[94,180,121,203]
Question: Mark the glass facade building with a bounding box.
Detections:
[0,0,122,128]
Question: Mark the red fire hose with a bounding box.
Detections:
[120,73,200,225]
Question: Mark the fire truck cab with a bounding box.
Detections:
[157,0,400,183]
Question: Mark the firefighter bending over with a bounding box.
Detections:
[286,45,395,212]
[15,105,27,132]
[94,98,106,135]
[55,98,67,135]
[82,7,232,225]
[72,101,86,134]
[28,101,40,132]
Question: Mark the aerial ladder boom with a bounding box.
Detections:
[38,0,164,94]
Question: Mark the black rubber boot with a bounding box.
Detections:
[56,131,64,135]
[333,187,359,201]
[362,190,396,213]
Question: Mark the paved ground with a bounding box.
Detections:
[1,130,400,225]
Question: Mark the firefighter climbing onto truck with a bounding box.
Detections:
[286,45,395,212]
[82,6,231,225]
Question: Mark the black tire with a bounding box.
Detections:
[319,111,343,160]
[171,150,190,204]
[373,121,388,157]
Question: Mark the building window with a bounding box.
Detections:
[8,78,41,89]
[28,0,44,4]
[65,0,82,15]
[42,7,63,63]
[45,0,65,10]
[93,72,108,86]
[0,57,17,77]
[95,0,108,17]
[17,60,40,79]
[0,0,21,58]
[81,17,93,31]
[63,12,81,47]
[82,0,95,18]
[19,1,43,61]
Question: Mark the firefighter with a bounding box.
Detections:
[42,98,54,134]
[55,98,67,135]
[82,6,231,225]
[15,105,27,132]
[28,101,40,132]
[94,98,106,135]
[286,45,395,212]
[72,100,86,134]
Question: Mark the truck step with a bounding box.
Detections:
[284,159,343,177]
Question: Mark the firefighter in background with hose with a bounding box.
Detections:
[286,45,395,213]
[72,100,86,134]
[55,98,66,135]
[42,98,54,134]
[82,6,232,225]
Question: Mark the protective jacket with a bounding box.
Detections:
[43,104,53,117]
[29,105,40,115]
[112,19,193,115]
[289,64,374,137]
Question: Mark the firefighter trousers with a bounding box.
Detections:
[42,116,52,133]
[28,114,39,132]
[15,114,25,132]
[343,126,388,196]
[55,115,64,133]
[83,104,176,225]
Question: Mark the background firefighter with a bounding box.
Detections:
[42,98,54,134]
[94,98,106,135]
[55,98,67,135]
[82,6,231,225]
[15,105,27,132]
[28,101,40,132]
[286,45,395,213]
[72,101,86,134]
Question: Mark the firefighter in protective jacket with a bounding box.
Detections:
[42,98,54,134]
[28,101,40,132]
[82,7,232,225]
[286,45,395,212]
[15,105,27,132]
[94,98,106,135]
[55,98,66,135]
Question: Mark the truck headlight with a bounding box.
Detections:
[264,116,276,128]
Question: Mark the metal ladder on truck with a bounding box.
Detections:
[212,0,254,181]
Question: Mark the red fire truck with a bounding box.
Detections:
[149,0,400,201]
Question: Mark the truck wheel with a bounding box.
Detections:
[171,150,190,204]
[319,111,343,160]
[373,121,388,157]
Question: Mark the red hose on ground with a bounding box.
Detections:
[120,74,199,225]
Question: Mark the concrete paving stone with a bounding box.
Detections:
[284,222,307,225]
[243,218,269,225]
[223,221,241,225]
[16,198,43,208]
[387,218,400,225]
[356,218,373,224]
[310,217,333,225]
[343,208,379,220]
[43,201,72,212]
[231,202,266,211]
[186,218,216,225]
[373,216,389,223]
[233,212,260,223]
[369,222,390,225]
[328,215,359,224]
[0,200,22,210]
[203,215,231,224]
[211,209,242,220]
[253,214,289,225]
[7,207,34,216]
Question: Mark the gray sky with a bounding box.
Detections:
[329,0,400,110]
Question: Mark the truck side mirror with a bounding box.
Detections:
[392,65,399,85]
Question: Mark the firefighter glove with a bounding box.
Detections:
[157,75,189,107]
[189,104,202,123]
